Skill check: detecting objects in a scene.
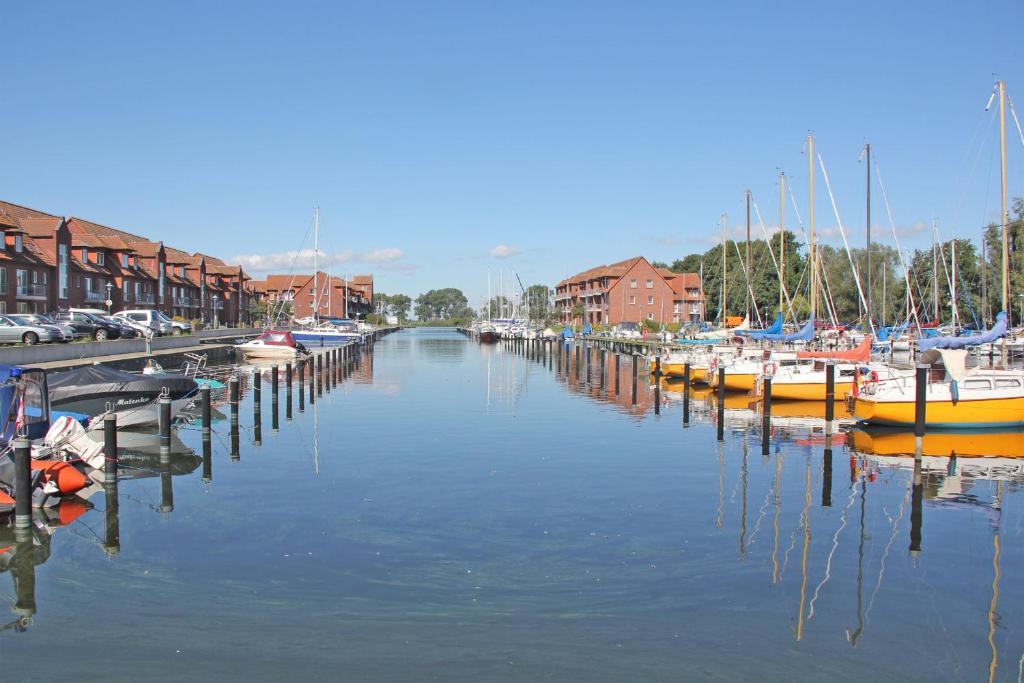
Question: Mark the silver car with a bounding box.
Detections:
[17,313,76,342]
[0,315,61,345]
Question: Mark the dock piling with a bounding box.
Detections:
[297,359,305,412]
[716,367,725,441]
[104,413,118,477]
[271,365,279,431]
[822,436,833,507]
[761,376,771,455]
[824,361,835,434]
[13,437,31,528]
[201,385,211,440]
[631,354,638,405]
[158,395,172,455]
[914,364,927,440]
[682,363,691,426]
[229,376,240,461]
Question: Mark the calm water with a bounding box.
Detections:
[3,328,1023,682]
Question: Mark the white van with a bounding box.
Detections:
[114,309,173,336]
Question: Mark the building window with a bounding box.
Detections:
[14,235,22,253]
[647,295,654,305]
[629,279,637,289]
[673,302,680,313]
[16,269,27,295]
[673,314,680,323]
[0,267,6,295]
[121,253,129,267]
[123,280,130,301]
[647,312,654,320]
[646,279,653,288]
[135,282,142,300]
[629,295,636,305]
[96,251,105,266]
[0,301,5,314]
[80,248,88,262]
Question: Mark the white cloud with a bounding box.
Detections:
[490,244,521,259]
[233,246,409,273]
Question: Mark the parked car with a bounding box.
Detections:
[0,315,62,345]
[53,311,123,341]
[16,313,77,342]
[94,313,139,339]
[114,309,173,336]
[157,311,191,335]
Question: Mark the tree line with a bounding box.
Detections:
[660,198,1024,328]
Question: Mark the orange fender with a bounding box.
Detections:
[31,460,88,496]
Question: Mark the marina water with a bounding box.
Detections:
[3,328,1022,681]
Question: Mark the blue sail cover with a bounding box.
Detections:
[918,312,1007,351]
[582,323,593,335]
[735,313,782,337]
[749,317,815,342]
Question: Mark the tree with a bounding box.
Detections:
[651,260,669,269]
[982,197,1024,325]
[524,284,550,321]
[414,288,470,321]
[389,294,412,321]
[487,295,511,318]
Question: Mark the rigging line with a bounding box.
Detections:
[808,478,859,620]
[269,212,317,326]
[1008,93,1024,149]
[950,106,999,233]
[932,221,958,322]
[752,197,798,322]
[730,239,764,326]
[874,160,924,336]
[817,152,874,335]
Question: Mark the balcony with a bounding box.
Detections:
[174,296,197,307]
[136,293,156,305]
[85,290,106,303]
[16,283,47,300]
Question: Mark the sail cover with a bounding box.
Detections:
[735,313,782,336]
[749,317,815,342]
[917,312,1007,352]
[797,334,872,362]
[49,364,197,405]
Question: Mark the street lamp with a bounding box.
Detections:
[212,295,219,329]
[105,282,113,314]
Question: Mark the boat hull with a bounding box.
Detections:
[291,332,362,347]
[478,331,500,344]
[771,380,855,402]
[853,395,1024,428]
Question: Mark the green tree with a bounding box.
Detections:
[389,293,412,321]
[487,295,511,318]
[414,288,470,321]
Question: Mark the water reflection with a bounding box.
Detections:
[4,329,1024,682]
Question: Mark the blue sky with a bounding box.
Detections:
[3,1,1022,305]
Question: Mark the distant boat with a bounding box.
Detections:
[235,330,311,361]
[478,323,500,344]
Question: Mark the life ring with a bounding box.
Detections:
[762,361,777,377]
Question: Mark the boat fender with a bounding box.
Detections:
[950,379,959,405]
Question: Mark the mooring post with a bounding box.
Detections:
[103,475,120,556]
[253,368,261,406]
[822,435,833,507]
[914,363,927,441]
[682,362,691,426]
[298,358,305,412]
[761,376,772,455]
[104,413,118,477]
[615,354,621,395]
[202,435,212,484]
[716,367,726,441]
[316,353,323,397]
[158,395,172,455]
[13,437,31,528]
[271,365,279,431]
[910,453,923,556]
[654,356,661,378]
[229,376,240,461]
[631,354,638,405]
[824,360,835,434]
[200,385,211,440]
[654,374,661,416]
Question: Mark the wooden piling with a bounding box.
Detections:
[914,364,927,438]
[824,361,835,434]
[104,413,118,476]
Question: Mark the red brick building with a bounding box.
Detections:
[0,199,255,324]
[251,272,373,320]
[555,256,704,327]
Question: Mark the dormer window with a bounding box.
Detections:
[96,251,105,266]
[80,247,88,262]
[121,254,129,267]
[14,235,22,253]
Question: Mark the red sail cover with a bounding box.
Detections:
[796,335,872,363]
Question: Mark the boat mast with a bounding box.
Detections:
[344,272,349,319]
[745,189,751,322]
[808,134,817,321]
[932,219,939,322]
[981,236,988,324]
[881,263,887,326]
[487,268,491,322]
[779,172,785,317]
[951,240,957,328]
[721,213,728,324]
[998,80,1010,345]
[313,207,320,320]
[864,143,872,326]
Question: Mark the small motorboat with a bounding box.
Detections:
[234,330,310,361]
[48,364,198,429]
[143,353,226,389]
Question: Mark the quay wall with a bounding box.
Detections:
[0,328,262,367]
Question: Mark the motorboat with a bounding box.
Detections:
[142,353,227,389]
[235,330,310,361]
[48,364,199,429]
[291,317,364,347]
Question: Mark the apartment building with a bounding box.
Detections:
[251,272,373,320]
[554,256,704,327]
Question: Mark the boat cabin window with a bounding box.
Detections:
[995,378,1022,389]
[962,379,991,389]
